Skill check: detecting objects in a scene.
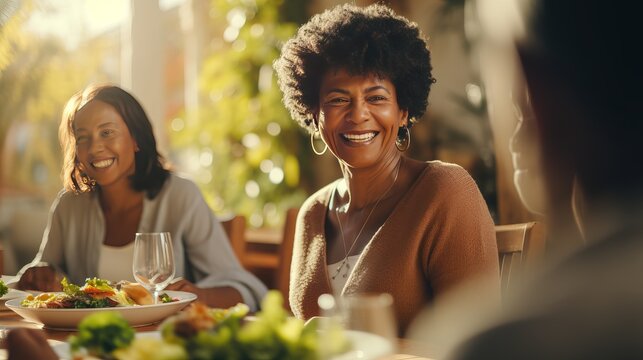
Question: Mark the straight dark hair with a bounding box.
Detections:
[60,84,170,198]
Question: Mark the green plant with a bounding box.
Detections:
[172,0,308,228]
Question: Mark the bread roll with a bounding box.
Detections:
[120,282,154,305]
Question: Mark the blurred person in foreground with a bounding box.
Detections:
[5,328,57,360]
[15,84,267,310]
[274,3,499,335]
[444,0,643,358]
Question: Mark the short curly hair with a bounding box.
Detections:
[274,3,433,133]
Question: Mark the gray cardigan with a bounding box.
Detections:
[22,174,267,310]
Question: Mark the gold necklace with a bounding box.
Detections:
[331,159,402,280]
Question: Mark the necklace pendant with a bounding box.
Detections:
[332,263,343,280]
[332,259,347,280]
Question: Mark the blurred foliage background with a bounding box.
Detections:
[1,0,501,231]
[0,0,109,198]
[172,0,309,228]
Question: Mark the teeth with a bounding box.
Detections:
[342,132,376,142]
[92,159,114,168]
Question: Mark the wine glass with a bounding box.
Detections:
[132,232,175,304]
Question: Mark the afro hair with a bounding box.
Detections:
[274,3,434,133]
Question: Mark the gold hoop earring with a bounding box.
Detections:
[396,125,411,151]
[81,174,97,187]
[310,130,328,155]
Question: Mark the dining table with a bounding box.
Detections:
[0,307,434,360]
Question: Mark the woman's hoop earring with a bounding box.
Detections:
[396,125,411,152]
[81,173,97,187]
[310,130,328,155]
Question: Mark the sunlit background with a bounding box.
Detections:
[0,0,532,274]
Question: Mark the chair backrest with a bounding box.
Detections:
[495,221,545,294]
[221,215,247,261]
[8,207,49,274]
[275,207,299,308]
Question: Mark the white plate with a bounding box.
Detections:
[5,290,196,330]
[50,329,392,360]
[332,330,393,359]
[0,289,31,310]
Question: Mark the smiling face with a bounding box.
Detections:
[73,100,138,190]
[317,69,408,169]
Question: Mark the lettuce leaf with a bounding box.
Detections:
[61,277,82,297]
[83,277,115,293]
[0,280,8,297]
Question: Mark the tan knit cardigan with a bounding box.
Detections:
[289,161,499,335]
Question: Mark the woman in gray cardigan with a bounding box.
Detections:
[16,85,267,311]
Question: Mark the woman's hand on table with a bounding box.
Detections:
[16,266,62,292]
[164,278,205,298]
[6,328,57,360]
[165,278,243,308]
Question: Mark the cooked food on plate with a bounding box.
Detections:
[119,281,154,305]
[20,278,177,309]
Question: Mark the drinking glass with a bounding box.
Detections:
[340,293,397,356]
[132,232,175,304]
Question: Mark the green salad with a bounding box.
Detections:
[20,277,135,309]
[69,290,350,360]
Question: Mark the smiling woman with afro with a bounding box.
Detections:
[275,3,499,336]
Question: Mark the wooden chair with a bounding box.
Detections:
[221,215,247,261]
[221,208,299,310]
[495,221,546,295]
[275,207,299,308]
[222,214,279,280]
